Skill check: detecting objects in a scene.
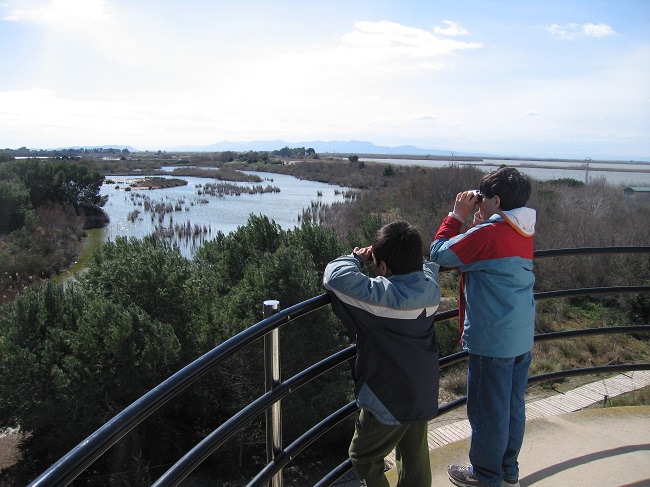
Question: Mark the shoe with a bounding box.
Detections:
[502,479,520,487]
[447,464,488,487]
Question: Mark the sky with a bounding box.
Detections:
[1,0,649,160]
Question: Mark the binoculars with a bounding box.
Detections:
[471,190,485,202]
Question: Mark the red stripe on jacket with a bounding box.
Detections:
[450,220,534,264]
[433,216,534,344]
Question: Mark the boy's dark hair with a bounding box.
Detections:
[479,167,531,211]
[372,220,423,275]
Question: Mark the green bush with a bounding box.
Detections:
[0,281,180,479]
[0,179,32,233]
[80,236,194,354]
[0,216,354,483]
[436,320,462,358]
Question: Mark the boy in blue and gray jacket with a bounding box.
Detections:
[323,220,440,486]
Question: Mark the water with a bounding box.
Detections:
[100,171,350,257]
[98,160,650,257]
[360,158,650,186]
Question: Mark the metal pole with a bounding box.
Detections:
[263,300,282,487]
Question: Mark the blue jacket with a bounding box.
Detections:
[429,208,536,358]
[323,255,441,425]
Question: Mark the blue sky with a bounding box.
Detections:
[1,0,648,159]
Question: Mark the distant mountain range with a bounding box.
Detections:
[47,141,477,156]
[44,141,647,162]
[166,140,479,157]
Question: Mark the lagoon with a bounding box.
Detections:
[100,171,349,257]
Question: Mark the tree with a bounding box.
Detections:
[217,245,352,438]
[287,220,347,277]
[0,158,106,213]
[0,281,180,480]
[80,236,194,354]
[194,215,286,295]
[194,218,352,442]
[217,151,237,162]
[0,217,355,483]
[0,179,32,233]
[382,164,396,178]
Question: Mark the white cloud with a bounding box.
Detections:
[524,110,539,117]
[543,22,616,40]
[0,89,213,148]
[433,20,469,37]
[5,0,113,24]
[545,23,572,40]
[220,19,484,117]
[583,23,616,38]
[341,20,482,61]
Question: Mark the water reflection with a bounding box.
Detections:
[101,171,349,257]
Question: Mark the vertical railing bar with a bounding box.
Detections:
[263,300,282,487]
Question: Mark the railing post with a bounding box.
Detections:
[263,300,282,487]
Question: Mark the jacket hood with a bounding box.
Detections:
[497,207,536,237]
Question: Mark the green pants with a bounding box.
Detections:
[349,409,431,487]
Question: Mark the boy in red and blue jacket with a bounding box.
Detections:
[430,167,535,487]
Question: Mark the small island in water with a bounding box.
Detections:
[129,177,188,190]
[105,177,189,191]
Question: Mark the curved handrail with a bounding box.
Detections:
[248,401,360,487]
[28,246,650,486]
[156,324,650,487]
[29,294,331,487]
[248,333,650,486]
[440,324,650,367]
[151,346,356,486]
[535,286,650,300]
[534,246,650,257]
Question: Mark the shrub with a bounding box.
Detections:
[0,281,180,480]
[0,179,32,233]
[436,320,462,358]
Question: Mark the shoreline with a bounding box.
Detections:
[347,156,650,174]
[479,161,650,173]
[327,152,649,165]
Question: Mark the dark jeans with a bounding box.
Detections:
[467,351,531,487]
[349,409,431,487]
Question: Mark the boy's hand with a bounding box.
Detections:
[352,246,373,265]
[453,191,479,219]
[472,210,485,225]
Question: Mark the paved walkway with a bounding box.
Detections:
[422,405,650,487]
[337,370,650,486]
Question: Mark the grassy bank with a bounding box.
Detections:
[52,228,105,283]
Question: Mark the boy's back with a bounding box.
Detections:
[324,254,440,423]
[322,220,441,486]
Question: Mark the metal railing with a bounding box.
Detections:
[29,247,650,486]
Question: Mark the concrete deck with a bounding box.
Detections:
[338,371,650,486]
[416,406,650,487]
